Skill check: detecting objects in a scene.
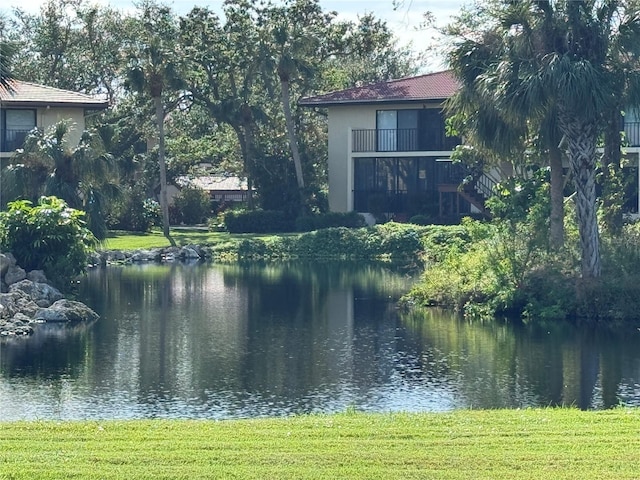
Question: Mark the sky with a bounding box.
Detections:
[2,0,470,71]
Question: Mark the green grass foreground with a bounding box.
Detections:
[1,410,639,479]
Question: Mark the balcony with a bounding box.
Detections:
[0,128,33,153]
[352,128,460,153]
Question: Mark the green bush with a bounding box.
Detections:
[295,212,366,232]
[0,196,97,289]
[107,187,160,232]
[208,224,431,263]
[224,210,294,233]
[172,186,211,225]
[409,214,430,225]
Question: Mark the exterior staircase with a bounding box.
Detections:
[459,171,496,217]
[437,165,496,219]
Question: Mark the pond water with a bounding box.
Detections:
[1,261,640,421]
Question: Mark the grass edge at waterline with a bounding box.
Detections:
[1,409,639,479]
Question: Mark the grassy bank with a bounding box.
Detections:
[1,409,639,479]
[99,224,428,263]
[99,229,236,251]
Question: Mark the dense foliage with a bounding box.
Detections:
[407,214,640,325]
[1,0,420,232]
[0,197,96,289]
[210,222,432,264]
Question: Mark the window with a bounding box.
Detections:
[376,110,419,152]
[1,109,36,152]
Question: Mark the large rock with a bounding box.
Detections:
[131,249,162,262]
[4,265,26,286]
[27,270,48,283]
[35,299,99,324]
[0,290,40,319]
[0,253,16,276]
[179,246,201,259]
[9,280,63,308]
[107,250,127,262]
[0,312,35,336]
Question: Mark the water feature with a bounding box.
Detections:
[1,261,640,420]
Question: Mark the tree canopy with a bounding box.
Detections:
[445,0,640,279]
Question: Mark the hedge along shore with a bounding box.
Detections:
[94,224,433,265]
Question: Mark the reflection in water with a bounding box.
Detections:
[1,261,640,420]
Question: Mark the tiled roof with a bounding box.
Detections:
[0,80,109,108]
[177,175,248,192]
[299,70,459,107]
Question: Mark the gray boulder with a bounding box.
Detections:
[179,246,201,259]
[0,290,39,319]
[0,253,16,276]
[35,299,99,323]
[27,270,48,284]
[4,265,26,286]
[107,250,127,262]
[131,249,162,262]
[0,312,35,336]
[9,280,63,308]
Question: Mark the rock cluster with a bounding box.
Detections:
[89,244,207,266]
[0,252,99,338]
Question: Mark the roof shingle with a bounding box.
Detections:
[0,80,109,108]
[299,70,460,107]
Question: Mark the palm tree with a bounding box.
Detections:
[125,1,183,246]
[2,120,120,239]
[447,0,640,279]
[447,21,566,249]
[257,0,340,212]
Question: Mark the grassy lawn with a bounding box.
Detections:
[1,409,639,479]
[99,229,287,251]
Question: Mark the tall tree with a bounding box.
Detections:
[0,16,16,89]
[180,3,265,210]
[256,0,350,211]
[446,0,640,279]
[125,1,184,246]
[446,17,566,249]
[6,0,126,99]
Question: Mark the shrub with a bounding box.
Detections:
[0,196,96,289]
[172,186,211,225]
[409,214,430,225]
[107,188,160,232]
[223,210,294,233]
[295,212,366,232]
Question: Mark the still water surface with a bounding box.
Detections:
[1,261,640,420]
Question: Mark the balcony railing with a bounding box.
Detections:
[352,128,460,153]
[0,128,34,153]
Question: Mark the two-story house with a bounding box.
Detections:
[300,70,640,221]
[0,80,109,158]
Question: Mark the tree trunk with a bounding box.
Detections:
[233,122,255,210]
[154,96,175,247]
[549,143,565,249]
[560,113,600,278]
[280,78,305,208]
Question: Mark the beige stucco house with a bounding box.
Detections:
[0,80,108,159]
[301,70,640,221]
